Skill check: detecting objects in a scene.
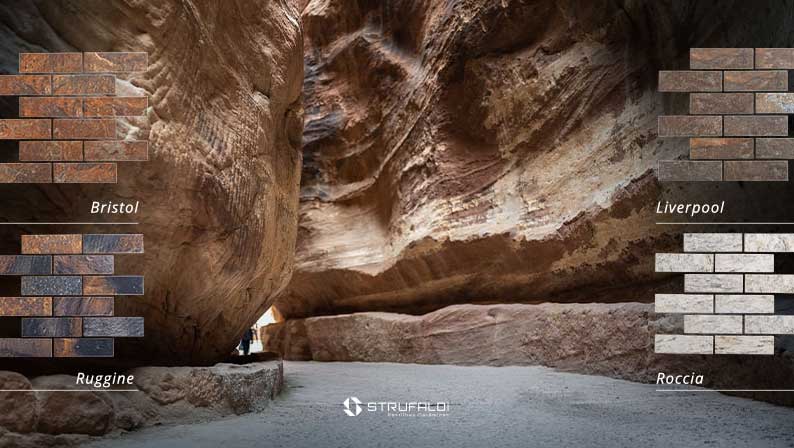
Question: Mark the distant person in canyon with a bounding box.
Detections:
[239,328,255,356]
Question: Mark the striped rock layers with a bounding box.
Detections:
[658,48,794,182]
[0,52,148,183]
[654,233,794,355]
[0,234,144,357]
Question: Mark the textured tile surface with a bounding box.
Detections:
[0,297,52,316]
[0,75,51,95]
[745,315,794,334]
[54,255,114,275]
[52,74,114,95]
[724,160,789,181]
[19,141,83,161]
[0,338,52,357]
[0,164,52,183]
[21,317,81,337]
[19,96,82,117]
[714,295,775,314]
[724,70,788,91]
[756,138,794,159]
[714,254,774,273]
[83,317,144,337]
[658,160,722,181]
[0,255,51,275]
[654,334,713,354]
[684,233,743,252]
[745,274,794,294]
[684,274,743,293]
[0,119,51,140]
[83,52,147,73]
[53,338,113,357]
[654,294,713,314]
[745,233,794,252]
[53,296,113,316]
[684,314,743,334]
[755,93,794,114]
[755,48,794,69]
[52,119,115,140]
[658,116,722,137]
[21,276,82,296]
[690,48,753,69]
[715,336,774,355]
[22,234,82,254]
[53,162,116,183]
[724,115,788,137]
[19,53,82,73]
[689,138,753,160]
[658,71,722,92]
[83,276,144,295]
[83,234,144,254]
[655,253,713,272]
[690,93,753,115]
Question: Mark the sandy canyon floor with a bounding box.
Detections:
[84,362,794,448]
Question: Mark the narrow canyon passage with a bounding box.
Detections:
[84,362,794,448]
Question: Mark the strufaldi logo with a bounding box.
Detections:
[342,396,450,418]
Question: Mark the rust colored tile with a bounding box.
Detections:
[53,297,113,316]
[21,317,81,337]
[690,138,754,160]
[53,119,115,140]
[0,297,52,316]
[0,120,51,140]
[755,48,794,69]
[84,52,147,72]
[21,234,82,254]
[54,255,114,274]
[20,53,82,73]
[724,71,788,91]
[83,276,144,295]
[0,339,52,357]
[724,161,788,181]
[84,141,148,161]
[658,116,722,137]
[690,48,753,69]
[0,164,52,183]
[52,75,114,95]
[19,141,82,161]
[19,97,82,117]
[690,93,753,115]
[0,75,51,95]
[724,116,788,137]
[53,163,116,183]
[84,97,147,117]
[658,71,722,92]
[54,338,113,357]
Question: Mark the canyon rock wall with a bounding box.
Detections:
[276,0,789,319]
[0,0,304,364]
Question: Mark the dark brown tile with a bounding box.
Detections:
[690,48,753,69]
[658,116,722,137]
[690,138,753,159]
[53,255,113,275]
[690,93,753,115]
[724,71,787,91]
[755,48,794,69]
[0,339,52,357]
[724,116,788,137]
[724,161,788,181]
[658,160,723,181]
[0,297,52,316]
[658,71,721,92]
[756,138,794,159]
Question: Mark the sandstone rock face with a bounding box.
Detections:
[0,0,304,363]
[0,360,283,444]
[263,304,794,406]
[276,0,794,321]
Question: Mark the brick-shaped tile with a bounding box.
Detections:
[755,48,794,69]
[724,116,787,137]
[21,317,82,337]
[0,164,52,183]
[83,317,144,337]
[756,138,794,159]
[54,338,113,357]
[19,53,82,73]
[0,339,52,357]
[21,276,82,296]
[83,234,144,254]
[0,297,52,316]
[655,335,713,354]
[724,161,788,181]
[0,255,51,275]
[0,75,51,95]
[684,274,743,293]
[690,48,753,69]
[714,254,774,272]
[745,233,794,252]
[654,294,713,314]
[658,116,722,137]
[714,295,774,314]
[658,161,722,181]
[745,315,794,334]
[714,336,773,355]
[19,141,82,162]
[19,97,82,117]
[0,120,51,140]
[745,274,794,294]
[684,314,743,334]
[655,253,713,272]
[52,75,114,96]
[684,233,743,252]
[724,71,787,91]
[690,93,753,115]
[22,235,82,254]
[658,71,722,92]
[690,138,753,160]
[54,163,117,183]
[53,119,115,140]
[83,276,143,295]
[53,297,113,316]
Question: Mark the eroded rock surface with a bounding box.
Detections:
[0,360,283,447]
[0,0,304,364]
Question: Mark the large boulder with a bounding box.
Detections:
[0,0,304,364]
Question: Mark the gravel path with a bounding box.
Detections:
[84,361,794,448]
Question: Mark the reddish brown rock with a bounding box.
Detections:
[52,119,115,140]
[19,96,82,117]
[52,74,114,95]
[53,162,117,183]
[0,75,51,95]
[0,119,51,139]
[19,53,82,73]
[0,163,52,183]
[22,235,82,254]
[19,141,83,161]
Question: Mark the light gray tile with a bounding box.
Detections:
[655,253,714,273]
[714,254,774,272]
[684,314,743,334]
[714,295,775,314]
[684,274,743,293]
[745,315,794,334]
[654,334,713,354]
[684,233,742,252]
[744,233,794,252]
[745,274,794,293]
[715,336,774,355]
[655,294,713,313]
